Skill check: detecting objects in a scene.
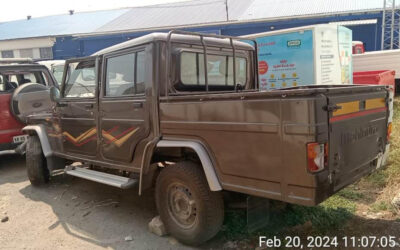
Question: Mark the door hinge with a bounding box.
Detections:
[324,104,342,112]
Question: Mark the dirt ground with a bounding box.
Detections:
[0,155,223,250]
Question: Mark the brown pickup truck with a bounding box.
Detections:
[17,31,390,245]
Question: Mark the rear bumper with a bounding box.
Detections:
[0,128,24,144]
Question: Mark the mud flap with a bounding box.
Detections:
[247,196,270,232]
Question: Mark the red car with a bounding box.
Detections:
[0,59,57,155]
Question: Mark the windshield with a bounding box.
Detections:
[63,60,96,98]
[0,71,48,93]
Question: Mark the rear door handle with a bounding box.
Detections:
[84,104,94,109]
[132,102,143,108]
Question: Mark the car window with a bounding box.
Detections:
[63,60,96,98]
[0,71,48,93]
[179,51,247,91]
[105,51,145,97]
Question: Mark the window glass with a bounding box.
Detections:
[20,49,33,58]
[64,60,96,98]
[39,47,53,59]
[0,71,47,93]
[136,51,146,94]
[179,51,247,91]
[105,51,145,97]
[52,65,64,83]
[1,50,14,58]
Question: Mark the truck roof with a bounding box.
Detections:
[93,32,255,56]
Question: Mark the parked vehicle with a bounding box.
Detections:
[352,41,365,54]
[352,45,400,93]
[0,58,57,156]
[38,60,65,84]
[18,31,390,245]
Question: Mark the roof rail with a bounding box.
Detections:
[0,58,35,64]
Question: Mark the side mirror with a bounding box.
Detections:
[50,86,60,102]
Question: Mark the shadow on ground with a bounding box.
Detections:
[0,154,26,185]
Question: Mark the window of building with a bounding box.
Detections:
[39,47,53,59]
[105,51,145,97]
[20,48,34,58]
[1,50,14,58]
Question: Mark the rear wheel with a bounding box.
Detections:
[26,135,49,186]
[155,161,224,245]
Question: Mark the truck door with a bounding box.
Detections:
[58,57,98,157]
[98,48,150,164]
[326,88,388,191]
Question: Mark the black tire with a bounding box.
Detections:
[155,161,224,245]
[26,135,49,186]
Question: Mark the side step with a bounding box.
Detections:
[64,165,137,189]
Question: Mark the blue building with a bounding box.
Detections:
[0,0,393,60]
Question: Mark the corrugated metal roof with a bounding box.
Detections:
[95,0,253,34]
[0,0,391,41]
[239,0,386,21]
[0,8,129,40]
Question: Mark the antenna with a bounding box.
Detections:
[225,0,229,21]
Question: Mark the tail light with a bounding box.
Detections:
[387,122,392,142]
[307,143,327,173]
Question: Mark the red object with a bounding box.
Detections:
[353,70,396,92]
[330,107,387,123]
[0,93,24,144]
[258,60,268,75]
[352,44,365,54]
[306,142,326,173]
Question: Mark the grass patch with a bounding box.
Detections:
[222,195,356,240]
[363,171,388,188]
[369,201,390,213]
[337,188,365,201]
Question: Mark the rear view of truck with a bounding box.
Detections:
[315,85,389,201]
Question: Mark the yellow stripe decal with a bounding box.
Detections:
[333,101,359,116]
[365,98,386,110]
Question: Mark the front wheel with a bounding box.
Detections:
[155,161,224,245]
[26,135,49,186]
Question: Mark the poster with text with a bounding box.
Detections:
[255,30,314,90]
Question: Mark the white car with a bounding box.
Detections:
[38,60,65,83]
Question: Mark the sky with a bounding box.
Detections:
[0,0,190,22]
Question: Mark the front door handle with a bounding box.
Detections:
[56,103,67,107]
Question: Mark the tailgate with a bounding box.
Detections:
[327,89,388,191]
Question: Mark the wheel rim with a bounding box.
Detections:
[167,182,197,228]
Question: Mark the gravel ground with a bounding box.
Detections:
[0,155,223,250]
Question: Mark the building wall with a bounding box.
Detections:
[0,37,55,59]
[51,12,382,59]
